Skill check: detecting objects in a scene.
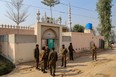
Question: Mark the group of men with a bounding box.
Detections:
[34,44,58,76]
[34,42,97,76]
[34,43,75,76]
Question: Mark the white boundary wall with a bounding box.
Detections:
[0,32,104,64]
[62,32,104,52]
[0,34,36,64]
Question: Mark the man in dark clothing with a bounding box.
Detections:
[61,44,67,67]
[68,43,75,60]
[45,46,50,70]
[48,48,58,76]
[34,44,39,69]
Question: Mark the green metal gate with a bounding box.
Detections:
[48,39,54,50]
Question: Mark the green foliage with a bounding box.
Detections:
[96,0,112,47]
[73,24,84,32]
[0,55,15,76]
[110,30,115,42]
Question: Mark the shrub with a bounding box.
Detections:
[0,55,15,76]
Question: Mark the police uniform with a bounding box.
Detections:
[48,50,58,76]
[61,48,67,67]
[40,50,47,73]
[91,44,97,61]
[34,47,39,69]
[45,48,50,69]
[68,45,74,60]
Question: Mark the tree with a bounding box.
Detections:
[41,0,60,18]
[96,0,112,47]
[110,30,115,42]
[73,24,84,32]
[6,0,28,26]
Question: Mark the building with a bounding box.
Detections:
[0,12,104,64]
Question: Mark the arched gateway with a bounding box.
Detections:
[35,22,62,52]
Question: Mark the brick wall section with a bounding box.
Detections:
[0,28,34,35]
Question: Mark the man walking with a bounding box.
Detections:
[34,44,39,69]
[61,44,68,67]
[48,48,58,76]
[68,43,75,60]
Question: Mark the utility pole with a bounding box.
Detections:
[68,3,72,32]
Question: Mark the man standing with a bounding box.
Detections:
[61,44,67,67]
[68,43,74,60]
[45,46,50,70]
[40,46,47,73]
[34,44,39,69]
[48,48,58,76]
[91,43,97,61]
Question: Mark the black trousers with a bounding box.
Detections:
[69,51,73,60]
[35,58,39,68]
[92,51,97,60]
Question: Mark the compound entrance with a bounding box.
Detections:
[42,28,57,50]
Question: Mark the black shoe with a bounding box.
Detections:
[45,68,48,70]
[36,67,38,69]
[36,67,40,70]
[61,65,63,67]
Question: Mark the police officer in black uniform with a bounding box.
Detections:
[68,43,75,60]
[34,44,39,69]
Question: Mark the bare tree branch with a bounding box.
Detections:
[6,0,29,26]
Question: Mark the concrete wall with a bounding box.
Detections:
[0,35,15,63]
[14,34,36,64]
[62,32,104,52]
[0,42,9,58]
[0,25,34,35]
[0,24,104,64]
[0,34,36,64]
[15,43,36,64]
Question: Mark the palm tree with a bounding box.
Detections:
[41,0,60,18]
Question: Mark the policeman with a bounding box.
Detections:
[40,46,47,73]
[61,44,67,67]
[45,46,50,70]
[34,44,39,69]
[91,43,97,61]
[48,48,58,76]
[68,43,74,60]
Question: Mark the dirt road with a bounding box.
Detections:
[1,47,116,77]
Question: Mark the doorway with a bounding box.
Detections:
[47,39,54,50]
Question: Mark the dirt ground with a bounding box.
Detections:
[1,45,116,77]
